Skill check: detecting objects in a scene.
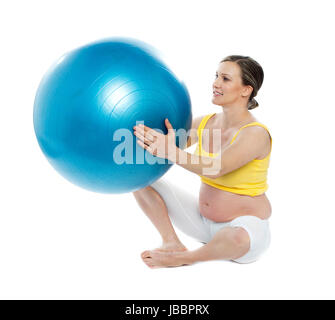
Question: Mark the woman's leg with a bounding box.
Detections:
[142,215,271,268]
[133,178,212,258]
[141,227,250,268]
[133,185,186,251]
[133,178,261,268]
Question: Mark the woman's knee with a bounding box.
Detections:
[133,185,166,208]
[133,185,152,196]
[231,227,250,249]
[214,227,250,253]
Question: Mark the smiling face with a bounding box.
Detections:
[212,61,252,107]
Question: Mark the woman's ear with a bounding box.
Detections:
[242,85,253,98]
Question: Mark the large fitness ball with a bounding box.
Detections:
[33,38,192,193]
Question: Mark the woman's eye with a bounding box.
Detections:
[215,74,229,80]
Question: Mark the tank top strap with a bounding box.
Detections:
[230,122,272,146]
[197,113,216,153]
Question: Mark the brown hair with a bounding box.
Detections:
[221,55,264,110]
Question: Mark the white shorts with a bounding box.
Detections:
[150,178,271,264]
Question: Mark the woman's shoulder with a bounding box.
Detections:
[192,113,215,131]
[242,120,271,136]
[234,122,272,155]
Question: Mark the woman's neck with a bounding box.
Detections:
[218,106,252,129]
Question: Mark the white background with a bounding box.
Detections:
[1,0,335,300]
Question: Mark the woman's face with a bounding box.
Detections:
[212,61,251,107]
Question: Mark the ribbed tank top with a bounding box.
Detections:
[194,113,272,196]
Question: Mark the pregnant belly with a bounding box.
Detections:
[199,183,272,222]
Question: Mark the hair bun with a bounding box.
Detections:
[248,98,259,110]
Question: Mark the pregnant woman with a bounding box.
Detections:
[133,55,272,268]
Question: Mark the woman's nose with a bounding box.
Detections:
[213,77,221,87]
[213,80,220,88]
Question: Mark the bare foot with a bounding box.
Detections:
[140,240,187,268]
[153,241,187,253]
[141,250,191,269]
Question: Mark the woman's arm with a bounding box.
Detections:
[133,119,270,179]
[172,126,270,178]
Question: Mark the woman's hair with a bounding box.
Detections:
[221,55,264,110]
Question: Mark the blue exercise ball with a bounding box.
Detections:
[33,38,192,193]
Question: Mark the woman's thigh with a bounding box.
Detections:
[150,178,211,243]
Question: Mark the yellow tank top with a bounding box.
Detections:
[194,113,272,197]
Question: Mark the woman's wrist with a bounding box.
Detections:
[168,146,183,163]
[168,147,221,178]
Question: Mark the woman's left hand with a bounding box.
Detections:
[133,118,177,161]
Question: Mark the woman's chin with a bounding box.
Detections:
[212,98,222,106]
